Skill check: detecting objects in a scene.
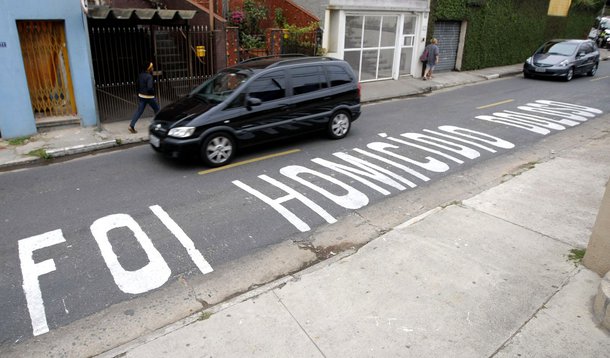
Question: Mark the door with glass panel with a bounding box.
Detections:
[344,15,398,82]
[399,15,417,77]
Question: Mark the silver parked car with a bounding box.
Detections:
[523,39,599,81]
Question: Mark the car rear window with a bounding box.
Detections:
[291,66,328,95]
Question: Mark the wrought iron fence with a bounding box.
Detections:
[89,25,215,122]
[274,28,322,56]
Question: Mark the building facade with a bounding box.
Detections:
[321,0,430,82]
[0,0,98,139]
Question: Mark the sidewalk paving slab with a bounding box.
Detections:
[494,269,610,358]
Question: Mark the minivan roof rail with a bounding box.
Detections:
[266,56,335,68]
[238,54,308,64]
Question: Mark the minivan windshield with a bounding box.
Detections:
[190,69,251,103]
[537,42,578,56]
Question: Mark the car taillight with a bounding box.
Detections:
[357,82,362,98]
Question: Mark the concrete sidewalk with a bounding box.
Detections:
[93,122,610,358]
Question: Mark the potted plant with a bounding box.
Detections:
[230,0,268,58]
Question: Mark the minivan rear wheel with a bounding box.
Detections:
[328,111,351,139]
[201,132,235,167]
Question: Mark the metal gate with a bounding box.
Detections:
[17,21,77,120]
[89,25,215,122]
[433,21,461,72]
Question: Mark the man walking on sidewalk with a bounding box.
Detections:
[128,62,160,133]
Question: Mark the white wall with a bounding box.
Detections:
[328,0,429,11]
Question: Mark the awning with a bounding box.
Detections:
[87,7,197,21]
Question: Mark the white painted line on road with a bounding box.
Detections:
[591,75,610,82]
[198,149,301,175]
[477,99,514,110]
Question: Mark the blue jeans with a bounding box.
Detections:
[130,97,160,128]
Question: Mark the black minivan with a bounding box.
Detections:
[149,55,361,167]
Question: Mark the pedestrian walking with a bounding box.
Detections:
[423,38,440,81]
[128,62,160,133]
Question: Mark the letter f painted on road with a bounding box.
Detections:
[18,229,66,336]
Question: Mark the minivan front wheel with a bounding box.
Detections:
[588,63,598,76]
[201,132,235,167]
[328,111,351,139]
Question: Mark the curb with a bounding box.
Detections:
[0,156,41,170]
[359,69,522,105]
[98,247,357,358]
[45,140,118,158]
[0,138,150,172]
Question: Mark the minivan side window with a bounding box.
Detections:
[327,65,353,87]
[291,66,328,95]
[226,70,286,109]
[249,71,286,102]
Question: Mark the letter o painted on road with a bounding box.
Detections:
[91,214,171,294]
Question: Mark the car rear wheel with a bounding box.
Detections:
[201,132,235,167]
[327,111,351,139]
[564,67,574,82]
[587,63,598,76]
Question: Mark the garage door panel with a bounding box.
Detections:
[433,21,461,72]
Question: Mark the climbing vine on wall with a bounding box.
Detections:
[429,0,603,70]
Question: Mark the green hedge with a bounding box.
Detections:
[429,0,603,70]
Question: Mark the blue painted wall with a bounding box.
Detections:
[0,0,98,138]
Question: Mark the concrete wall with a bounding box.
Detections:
[584,180,610,276]
[0,0,98,138]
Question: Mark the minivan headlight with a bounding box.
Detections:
[558,59,569,67]
[168,127,195,138]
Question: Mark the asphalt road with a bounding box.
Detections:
[2,64,610,347]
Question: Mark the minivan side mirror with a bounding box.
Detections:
[246,96,262,110]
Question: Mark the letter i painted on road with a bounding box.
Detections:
[149,205,213,275]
